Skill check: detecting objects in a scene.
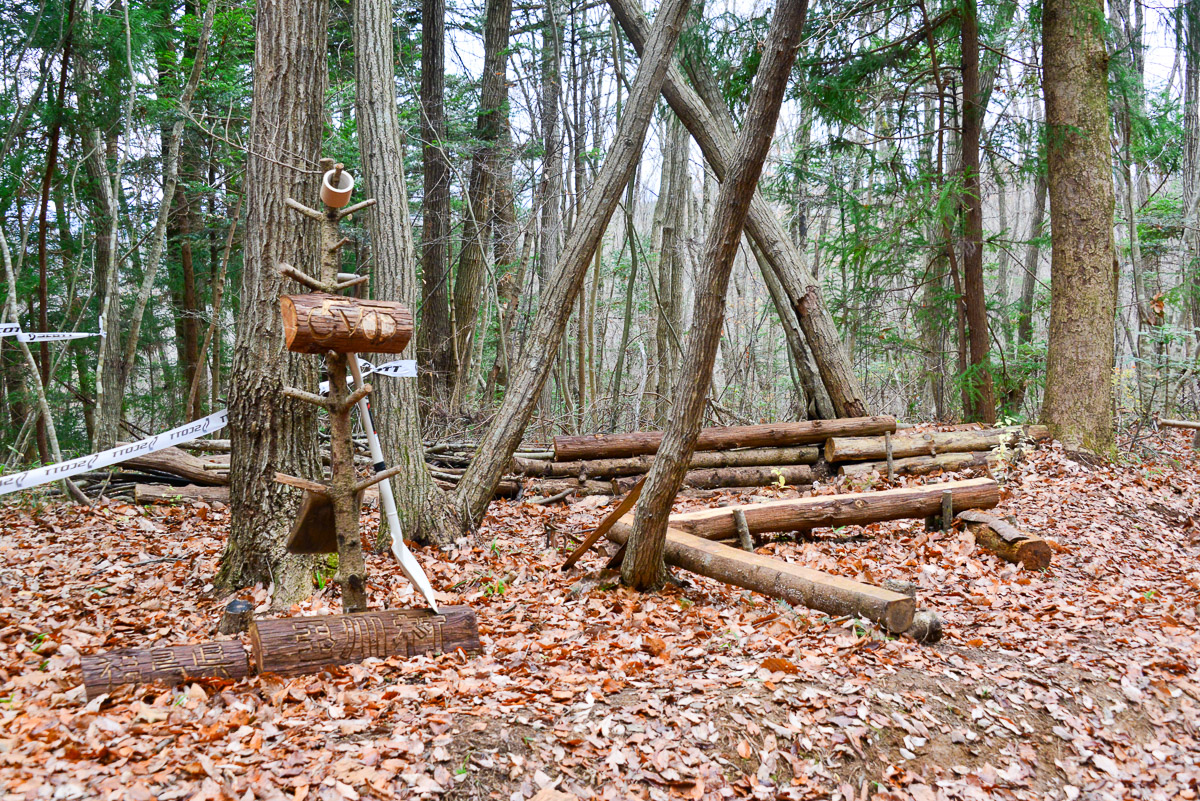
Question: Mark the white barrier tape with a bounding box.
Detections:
[317,358,416,394]
[0,409,228,496]
[0,323,102,342]
[17,331,100,343]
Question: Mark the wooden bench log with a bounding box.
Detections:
[135,483,230,504]
[553,417,896,461]
[612,464,816,492]
[606,517,914,632]
[839,450,998,479]
[81,641,249,699]
[667,477,1000,540]
[250,606,479,675]
[826,425,1049,463]
[280,293,413,354]
[957,510,1051,570]
[513,445,820,478]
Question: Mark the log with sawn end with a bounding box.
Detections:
[666,477,1000,540]
[825,425,1049,463]
[839,450,999,479]
[605,516,914,632]
[957,510,1051,570]
[249,606,480,675]
[135,483,231,504]
[280,293,413,354]
[612,463,816,493]
[553,417,896,461]
[512,444,820,478]
[121,445,229,486]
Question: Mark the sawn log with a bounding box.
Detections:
[280,293,413,354]
[605,517,914,632]
[250,606,480,675]
[825,425,1049,462]
[839,450,998,479]
[513,444,820,478]
[135,483,230,504]
[81,641,249,699]
[957,510,1051,570]
[667,477,1000,540]
[612,464,816,492]
[554,417,896,461]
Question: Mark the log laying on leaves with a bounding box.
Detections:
[280,293,414,354]
[121,445,229,485]
[839,450,999,479]
[612,464,816,493]
[527,478,617,498]
[81,641,250,699]
[513,445,820,478]
[249,606,480,675]
[553,416,896,461]
[957,510,1051,570]
[668,477,1000,540]
[1159,418,1200,430]
[825,425,1049,462]
[433,476,521,497]
[135,484,230,504]
[606,517,914,632]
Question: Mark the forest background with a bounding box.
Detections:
[0,0,1192,468]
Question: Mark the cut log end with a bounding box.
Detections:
[905,610,943,643]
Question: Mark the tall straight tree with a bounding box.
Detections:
[415,0,455,402]
[621,0,808,590]
[215,0,325,604]
[452,0,694,528]
[354,0,459,544]
[1040,0,1116,451]
[960,0,995,423]
[450,0,513,408]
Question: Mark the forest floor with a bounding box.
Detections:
[2,427,1199,801]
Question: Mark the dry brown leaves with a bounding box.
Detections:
[0,427,1198,800]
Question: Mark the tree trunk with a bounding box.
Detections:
[354,0,460,546]
[960,0,995,423]
[621,0,810,590]
[1005,169,1047,411]
[1040,0,1117,452]
[1185,0,1200,334]
[609,0,864,418]
[450,0,694,529]
[416,0,455,403]
[449,0,512,409]
[215,0,326,606]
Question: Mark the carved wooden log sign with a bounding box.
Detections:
[280,293,413,354]
[81,641,250,699]
[249,606,480,675]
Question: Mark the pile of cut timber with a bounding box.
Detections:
[828,425,1050,479]
[511,417,896,492]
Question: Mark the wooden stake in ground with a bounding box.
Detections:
[622,0,811,591]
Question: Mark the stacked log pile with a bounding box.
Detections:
[828,425,1050,479]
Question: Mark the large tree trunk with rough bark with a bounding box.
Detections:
[620,0,810,591]
[450,0,694,529]
[415,0,455,403]
[354,0,460,546]
[609,0,864,418]
[215,0,324,607]
[1040,0,1117,452]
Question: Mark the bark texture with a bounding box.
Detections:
[621,0,812,590]
[216,0,324,606]
[354,0,460,546]
[1040,0,1117,452]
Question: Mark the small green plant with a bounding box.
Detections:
[490,539,501,555]
[1143,589,1156,600]
[483,577,507,596]
[315,554,338,589]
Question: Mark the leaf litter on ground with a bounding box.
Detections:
[0,426,1198,800]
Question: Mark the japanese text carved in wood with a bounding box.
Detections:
[80,641,250,699]
[280,293,413,354]
[249,606,480,675]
